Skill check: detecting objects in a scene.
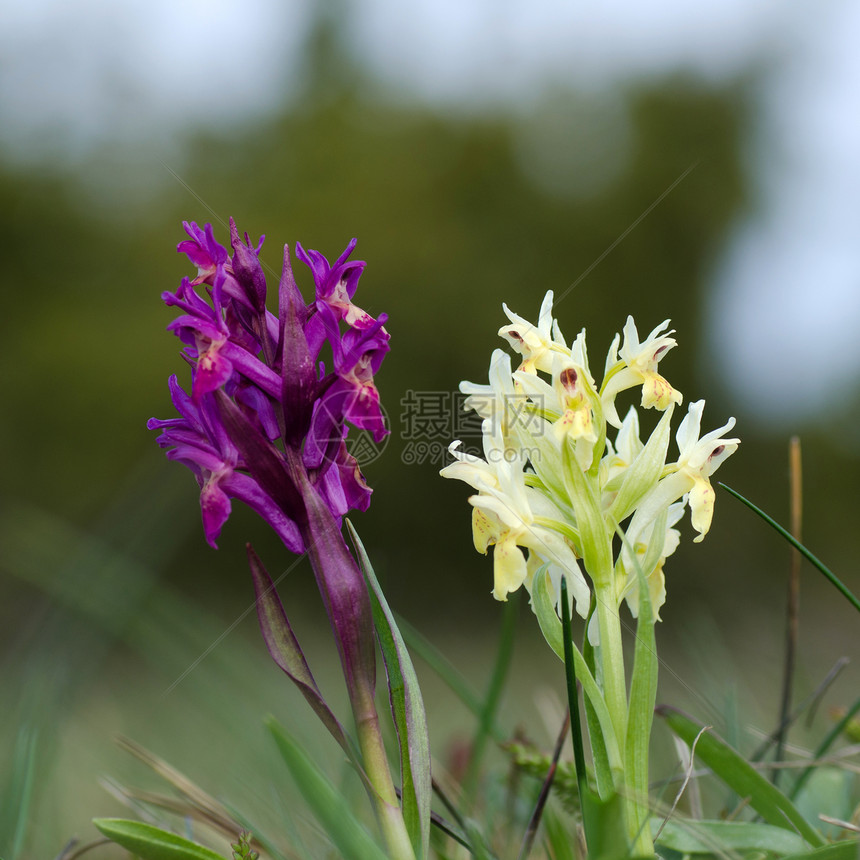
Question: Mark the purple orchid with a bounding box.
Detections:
[148,219,389,551]
[149,222,426,860]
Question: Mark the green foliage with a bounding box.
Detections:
[657,707,825,848]
[505,740,581,815]
[347,520,432,859]
[231,831,259,860]
[265,716,389,860]
[781,841,860,860]
[578,791,629,860]
[92,819,227,860]
[531,571,621,789]
[654,819,811,855]
[794,768,856,841]
[0,725,37,860]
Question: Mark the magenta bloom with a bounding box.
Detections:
[148,219,389,550]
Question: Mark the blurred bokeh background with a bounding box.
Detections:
[2,0,860,855]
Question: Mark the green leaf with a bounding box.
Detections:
[656,706,825,847]
[781,840,860,860]
[581,597,614,800]
[581,790,628,860]
[560,576,590,845]
[347,520,432,860]
[654,818,810,854]
[265,716,389,860]
[560,440,613,586]
[542,804,577,860]
[92,819,226,860]
[794,767,855,840]
[608,407,673,525]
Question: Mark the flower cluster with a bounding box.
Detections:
[148,220,389,551]
[441,291,739,622]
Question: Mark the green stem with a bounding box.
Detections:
[595,580,640,851]
[594,582,628,755]
[353,685,417,860]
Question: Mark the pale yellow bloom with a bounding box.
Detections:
[602,317,682,428]
[440,421,589,612]
[618,502,684,621]
[627,400,739,543]
[498,291,569,374]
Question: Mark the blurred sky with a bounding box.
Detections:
[2,0,859,425]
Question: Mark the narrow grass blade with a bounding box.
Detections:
[0,724,38,860]
[92,820,225,860]
[532,569,622,784]
[654,819,810,854]
[790,692,860,800]
[560,578,588,818]
[347,520,432,860]
[265,717,389,860]
[720,483,860,614]
[541,805,577,860]
[656,706,824,847]
[114,737,232,825]
[517,711,570,860]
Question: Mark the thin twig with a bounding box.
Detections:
[431,775,470,835]
[517,711,571,860]
[750,657,849,761]
[774,437,803,785]
[55,838,112,860]
[654,725,712,842]
[819,815,860,834]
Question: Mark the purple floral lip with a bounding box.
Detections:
[148,218,390,550]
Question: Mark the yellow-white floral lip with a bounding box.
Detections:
[441,419,590,612]
[601,316,682,428]
[627,400,739,543]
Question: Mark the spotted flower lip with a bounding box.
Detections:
[149,220,389,550]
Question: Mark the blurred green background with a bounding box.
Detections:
[2,2,860,856]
